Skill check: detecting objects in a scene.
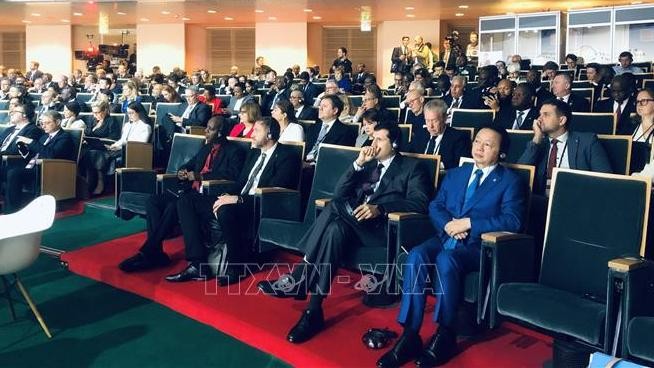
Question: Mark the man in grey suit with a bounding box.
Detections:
[518,98,612,195]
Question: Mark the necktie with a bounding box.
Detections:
[443,169,484,250]
[192,144,220,192]
[361,163,384,199]
[240,152,267,195]
[425,136,437,155]
[307,123,329,160]
[513,111,524,130]
[558,97,564,101]
[26,134,53,169]
[547,138,559,179]
[615,102,623,118]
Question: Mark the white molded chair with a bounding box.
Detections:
[0,195,56,338]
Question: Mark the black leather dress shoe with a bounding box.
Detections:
[119,252,171,273]
[376,331,422,368]
[257,274,307,300]
[165,264,212,282]
[415,328,458,367]
[287,308,324,344]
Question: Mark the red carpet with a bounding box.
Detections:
[62,233,553,367]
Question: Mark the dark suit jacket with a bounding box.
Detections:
[334,154,431,215]
[443,93,483,110]
[0,124,43,155]
[25,129,75,161]
[565,93,591,113]
[494,107,539,130]
[535,87,554,108]
[179,102,212,127]
[305,119,357,159]
[84,117,122,141]
[296,105,318,121]
[517,131,612,195]
[409,127,471,170]
[26,70,43,82]
[232,143,301,195]
[262,88,291,115]
[180,140,245,182]
[429,164,527,249]
[593,96,637,135]
[301,83,320,103]
[391,47,411,73]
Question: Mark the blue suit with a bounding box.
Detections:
[397,164,527,331]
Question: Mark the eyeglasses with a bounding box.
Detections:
[636,99,654,106]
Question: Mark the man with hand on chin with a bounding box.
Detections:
[258,122,432,344]
[377,126,528,368]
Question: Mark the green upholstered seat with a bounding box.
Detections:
[451,109,494,129]
[598,135,632,175]
[497,169,650,351]
[570,113,616,135]
[627,317,654,363]
[506,130,535,164]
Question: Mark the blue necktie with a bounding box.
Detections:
[443,169,483,250]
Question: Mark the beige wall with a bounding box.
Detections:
[137,23,185,75]
[185,24,207,73]
[307,23,323,71]
[255,22,307,74]
[376,20,440,87]
[25,24,72,77]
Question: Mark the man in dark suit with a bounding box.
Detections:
[443,76,482,124]
[166,117,301,283]
[262,76,291,115]
[118,116,245,273]
[298,72,320,103]
[551,73,590,112]
[290,90,318,121]
[35,90,63,125]
[0,102,42,156]
[0,78,11,100]
[518,99,612,196]
[25,61,44,85]
[377,126,528,368]
[258,122,432,344]
[593,74,637,135]
[391,36,412,74]
[170,86,212,127]
[4,110,75,213]
[409,99,471,169]
[493,83,539,130]
[526,70,555,109]
[304,94,357,162]
[404,89,425,128]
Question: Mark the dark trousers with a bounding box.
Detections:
[4,168,36,214]
[396,236,480,332]
[300,198,386,295]
[176,193,254,264]
[139,192,184,256]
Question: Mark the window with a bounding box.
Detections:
[322,27,376,75]
[208,28,255,75]
[0,32,26,69]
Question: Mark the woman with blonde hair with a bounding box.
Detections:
[120,80,141,113]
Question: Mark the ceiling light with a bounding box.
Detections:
[73,12,83,16]
[224,16,233,20]
[303,9,312,12]
[207,10,217,14]
[182,17,191,21]
[406,14,416,18]
[61,19,70,22]
[161,10,170,15]
[116,12,126,15]
[455,13,464,16]
[312,16,322,20]
[268,16,277,20]
[22,20,32,24]
[405,6,415,10]
[459,5,469,9]
[140,18,150,22]
[254,9,264,13]
[631,0,643,3]
[31,13,40,16]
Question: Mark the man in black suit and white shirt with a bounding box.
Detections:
[0,78,11,100]
[262,76,291,115]
[593,74,637,135]
[391,36,412,74]
[443,76,482,124]
[304,94,356,162]
[166,117,301,283]
[169,86,212,127]
[551,73,590,112]
[298,72,320,103]
[409,99,471,169]
[290,90,318,121]
[0,102,42,156]
[493,83,539,130]
[258,122,432,344]
[25,61,43,85]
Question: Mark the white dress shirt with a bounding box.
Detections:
[244,143,278,195]
[110,120,151,149]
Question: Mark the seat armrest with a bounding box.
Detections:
[255,188,302,221]
[36,159,77,200]
[2,154,24,171]
[157,173,180,194]
[314,198,332,219]
[201,179,234,197]
[115,168,157,218]
[479,232,536,328]
[607,258,654,355]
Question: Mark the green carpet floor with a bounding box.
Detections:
[0,204,288,368]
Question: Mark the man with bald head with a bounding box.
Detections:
[593,74,637,134]
[412,36,432,70]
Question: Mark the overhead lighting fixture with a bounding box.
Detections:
[405,6,415,10]
[632,0,643,3]
[61,19,70,23]
[303,9,313,12]
[117,12,126,15]
[22,20,32,24]
[455,13,464,16]
[268,16,277,20]
[254,9,264,13]
[406,14,416,18]
[31,13,40,16]
[207,10,217,14]
[182,17,191,21]
[161,10,170,15]
[140,17,150,22]
[73,12,83,16]
[312,16,322,20]
[224,16,233,20]
[459,5,469,9]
